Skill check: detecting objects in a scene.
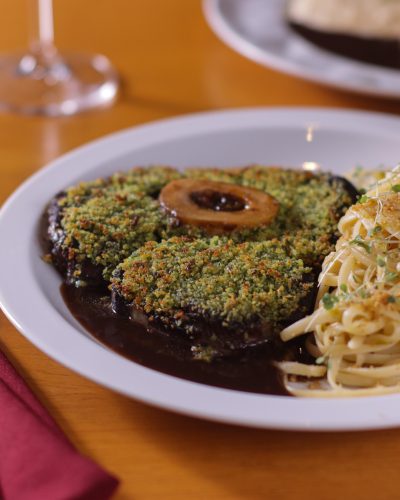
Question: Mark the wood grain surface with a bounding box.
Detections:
[1,1,400,499]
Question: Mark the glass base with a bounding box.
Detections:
[0,52,119,116]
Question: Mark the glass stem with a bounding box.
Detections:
[28,0,57,60]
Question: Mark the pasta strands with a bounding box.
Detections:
[280,170,400,397]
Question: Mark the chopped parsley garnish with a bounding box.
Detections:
[391,184,400,193]
[385,271,399,283]
[370,225,382,236]
[340,284,348,293]
[357,194,369,204]
[350,235,371,253]
[377,256,386,267]
[322,293,339,310]
[387,295,397,304]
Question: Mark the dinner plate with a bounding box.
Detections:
[2,107,400,431]
[203,0,400,99]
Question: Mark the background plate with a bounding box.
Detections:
[1,107,400,431]
[203,0,400,99]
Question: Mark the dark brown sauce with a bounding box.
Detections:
[61,284,305,395]
[190,189,246,212]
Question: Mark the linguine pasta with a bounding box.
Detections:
[280,168,400,397]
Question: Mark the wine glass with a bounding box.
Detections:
[0,0,119,116]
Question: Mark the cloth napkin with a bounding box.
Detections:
[0,349,119,500]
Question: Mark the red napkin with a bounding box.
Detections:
[0,349,119,500]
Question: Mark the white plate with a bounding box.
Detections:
[2,107,400,431]
[203,0,400,99]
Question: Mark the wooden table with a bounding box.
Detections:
[2,1,400,498]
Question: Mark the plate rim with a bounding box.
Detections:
[203,0,400,99]
[3,107,400,431]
